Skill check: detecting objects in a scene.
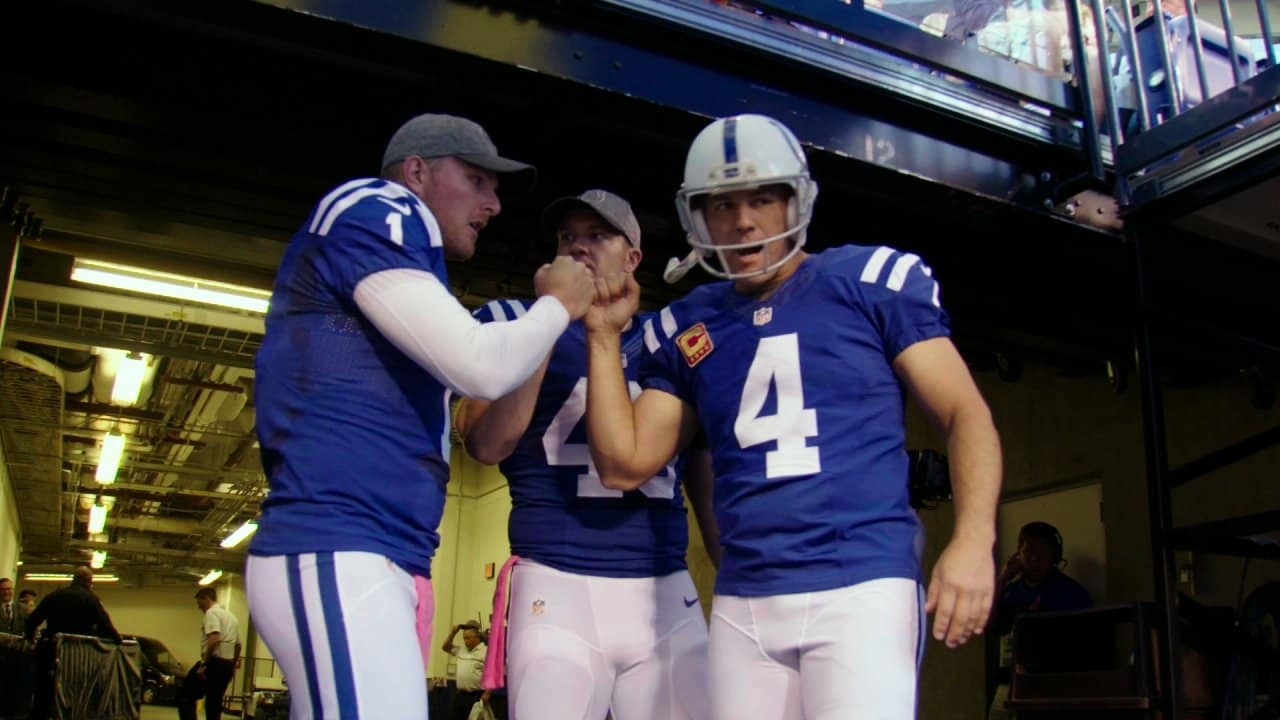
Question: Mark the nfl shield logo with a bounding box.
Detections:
[532,599,546,616]
[753,307,773,326]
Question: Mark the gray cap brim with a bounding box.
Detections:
[458,154,537,194]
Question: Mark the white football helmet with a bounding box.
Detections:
[665,114,818,283]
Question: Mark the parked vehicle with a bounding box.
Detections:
[123,635,185,705]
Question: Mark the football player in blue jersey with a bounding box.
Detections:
[246,113,595,719]
[454,189,716,720]
[583,114,1003,720]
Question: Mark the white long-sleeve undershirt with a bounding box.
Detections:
[353,268,568,400]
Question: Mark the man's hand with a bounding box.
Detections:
[584,272,640,334]
[999,551,1023,583]
[535,256,594,319]
[926,534,995,649]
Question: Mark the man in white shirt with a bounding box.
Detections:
[442,622,487,720]
[179,587,240,720]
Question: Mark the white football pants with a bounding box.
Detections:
[709,577,925,720]
[505,559,710,720]
[247,551,432,719]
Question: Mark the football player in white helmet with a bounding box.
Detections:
[663,114,818,284]
[586,114,1002,720]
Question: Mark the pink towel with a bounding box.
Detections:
[482,555,520,690]
[413,575,435,670]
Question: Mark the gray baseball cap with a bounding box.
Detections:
[381,113,535,187]
[541,189,641,249]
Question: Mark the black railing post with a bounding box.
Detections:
[1132,222,1185,720]
[1066,0,1105,181]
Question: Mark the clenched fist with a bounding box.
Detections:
[535,256,595,320]
[585,272,641,334]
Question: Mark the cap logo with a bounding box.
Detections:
[677,323,714,367]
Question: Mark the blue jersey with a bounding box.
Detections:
[638,245,947,596]
[251,178,452,576]
[474,300,689,578]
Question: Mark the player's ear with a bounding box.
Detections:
[400,156,432,195]
[624,247,642,274]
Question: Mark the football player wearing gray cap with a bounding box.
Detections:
[247,114,594,719]
[456,190,715,720]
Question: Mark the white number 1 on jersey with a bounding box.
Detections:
[735,333,821,478]
[542,377,676,499]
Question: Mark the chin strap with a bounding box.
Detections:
[663,250,701,284]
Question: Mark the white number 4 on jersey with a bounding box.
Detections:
[735,334,821,478]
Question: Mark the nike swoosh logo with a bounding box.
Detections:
[375,197,411,214]
[683,596,699,608]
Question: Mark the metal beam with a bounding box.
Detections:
[1168,424,1280,488]
[111,460,261,480]
[67,538,228,562]
[64,400,166,422]
[158,376,245,393]
[80,481,262,502]
[0,417,256,443]
[107,515,204,536]
[258,0,1037,202]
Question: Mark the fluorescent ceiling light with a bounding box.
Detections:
[219,520,258,549]
[90,550,107,569]
[88,502,108,534]
[111,354,147,406]
[71,259,271,314]
[198,569,224,586]
[95,433,125,485]
[25,573,119,583]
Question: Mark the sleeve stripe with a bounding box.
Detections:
[885,253,920,292]
[485,300,508,322]
[504,300,527,318]
[315,184,422,238]
[315,187,388,237]
[859,246,896,285]
[643,318,660,353]
[308,179,377,234]
[659,307,678,338]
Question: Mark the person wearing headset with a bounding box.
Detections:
[988,521,1093,720]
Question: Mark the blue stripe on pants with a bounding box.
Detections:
[317,552,359,718]
[288,554,325,716]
